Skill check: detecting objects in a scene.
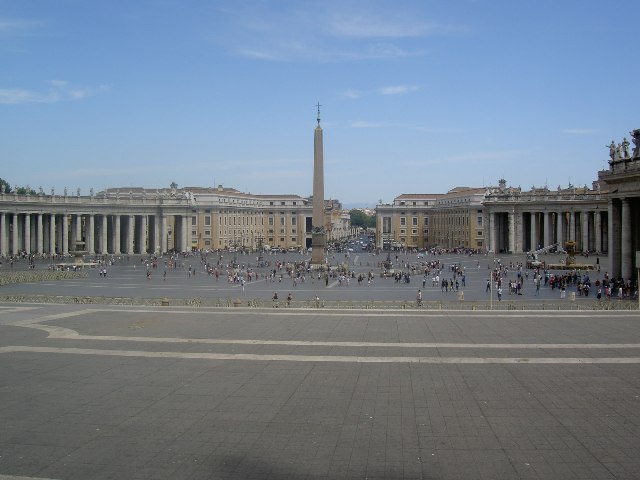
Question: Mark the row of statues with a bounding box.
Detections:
[608,129,640,161]
[1,185,95,197]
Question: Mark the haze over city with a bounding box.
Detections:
[1,0,638,207]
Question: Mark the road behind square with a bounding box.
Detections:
[0,303,639,479]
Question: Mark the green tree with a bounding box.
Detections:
[350,209,375,229]
[15,186,36,195]
[0,177,11,193]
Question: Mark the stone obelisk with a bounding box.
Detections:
[311,103,326,265]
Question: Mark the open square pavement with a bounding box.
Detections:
[0,251,639,479]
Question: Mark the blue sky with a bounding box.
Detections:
[1,0,638,207]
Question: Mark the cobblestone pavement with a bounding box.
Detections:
[0,302,639,479]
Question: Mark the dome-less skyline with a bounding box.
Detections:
[1,1,637,207]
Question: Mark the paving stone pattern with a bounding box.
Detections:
[0,303,639,479]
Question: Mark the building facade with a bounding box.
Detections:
[0,185,352,256]
[375,187,485,251]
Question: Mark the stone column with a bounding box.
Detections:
[530,212,537,251]
[11,213,18,255]
[486,212,493,252]
[100,215,108,254]
[0,212,7,256]
[36,213,43,254]
[508,212,515,254]
[153,215,160,254]
[128,215,135,254]
[493,212,500,253]
[114,215,121,254]
[608,201,620,278]
[543,212,550,248]
[87,215,95,255]
[23,213,31,254]
[62,215,69,255]
[160,215,167,253]
[181,215,188,253]
[621,199,631,280]
[74,215,82,249]
[515,212,524,253]
[581,211,589,253]
[595,211,602,253]
[140,215,147,254]
[49,214,56,254]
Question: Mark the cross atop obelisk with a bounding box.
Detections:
[311,102,326,265]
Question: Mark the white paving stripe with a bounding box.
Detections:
[0,475,58,480]
[0,345,639,364]
[11,307,640,350]
[25,306,640,318]
[38,331,640,350]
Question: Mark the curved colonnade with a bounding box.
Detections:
[0,192,193,257]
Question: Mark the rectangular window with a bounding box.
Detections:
[269,217,274,226]
[204,230,211,236]
[280,217,285,226]
[205,216,211,226]
[423,217,429,226]
[477,216,483,226]
[383,217,391,234]
[291,217,297,226]
[400,217,406,226]
[412,217,418,226]
[192,216,197,226]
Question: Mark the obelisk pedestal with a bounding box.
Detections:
[311,105,326,266]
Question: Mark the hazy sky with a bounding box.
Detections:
[1,0,638,207]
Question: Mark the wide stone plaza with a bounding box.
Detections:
[0,251,639,479]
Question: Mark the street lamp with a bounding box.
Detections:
[232,231,237,267]
[386,231,391,267]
